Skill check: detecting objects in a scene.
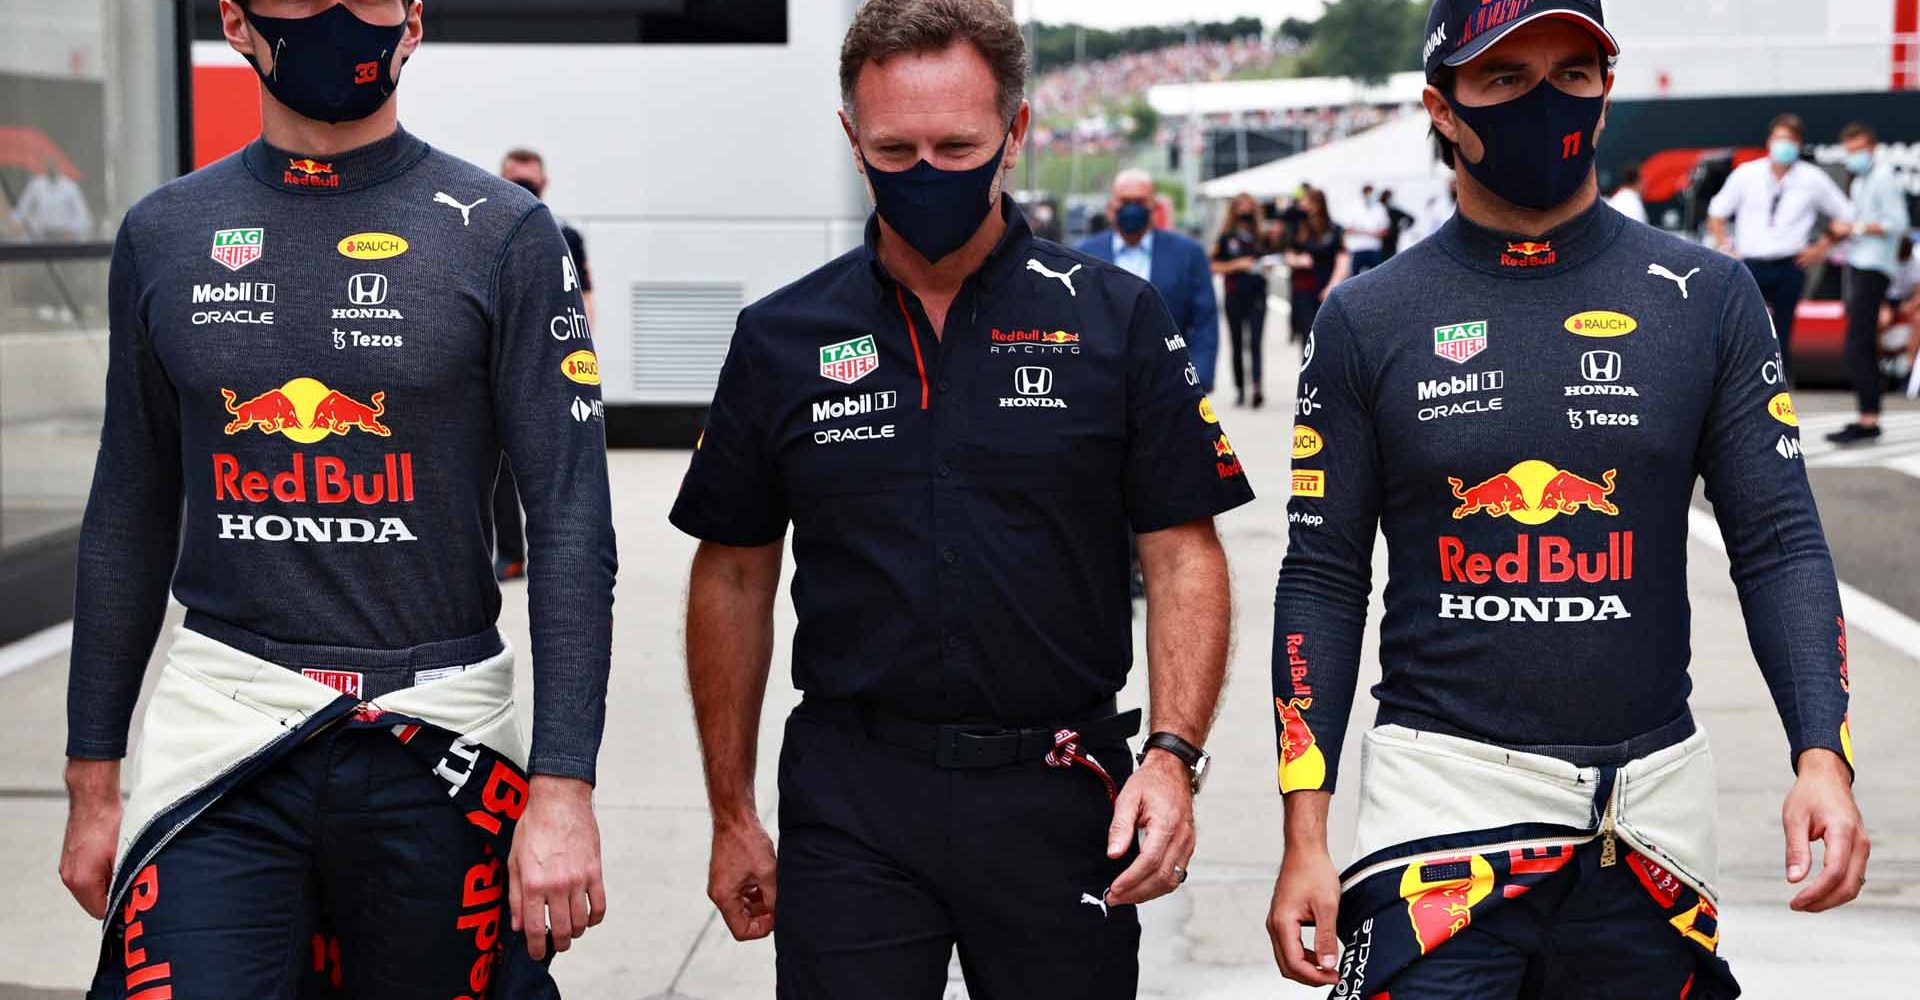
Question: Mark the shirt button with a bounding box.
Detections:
[938,379,951,393]
[942,548,957,565]
[937,462,951,478]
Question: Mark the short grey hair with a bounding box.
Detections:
[840,0,1029,126]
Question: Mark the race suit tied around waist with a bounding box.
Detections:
[1329,723,1724,998]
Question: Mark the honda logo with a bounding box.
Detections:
[1581,350,1622,383]
[347,273,389,306]
[1015,366,1053,396]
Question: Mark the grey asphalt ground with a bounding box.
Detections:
[1,362,1915,998]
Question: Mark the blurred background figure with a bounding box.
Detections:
[1377,187,1413,260]
[1283,185,1346,351]
[11,156,91,241]
[1075,168,1220,392]
[1607,163,1649,224]
[1828,121,1910,445]
[1343,182,1389,274]
[1211,191,1272,407]
[493,146,596,581]
[1707,114,1853,380]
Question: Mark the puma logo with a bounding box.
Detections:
[1027,258,1083,297]
[433,192,489,227]
[1079,892,1109,918]
[1647,263,1701,300]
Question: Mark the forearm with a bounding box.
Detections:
[1139,522,1230,744]
[1282,790,1332,853]
[686,542,780,827]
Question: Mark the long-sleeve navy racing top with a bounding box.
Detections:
[1272,200,1852,794]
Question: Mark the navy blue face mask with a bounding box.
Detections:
[1446,79,1605,212]
[862,130,1010,264]
[244,3,408,125]
[1114,202,1152,236]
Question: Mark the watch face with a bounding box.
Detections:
[1191,753,1211,793]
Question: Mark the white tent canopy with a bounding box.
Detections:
[1148,72,1428,119]
[1199,113,1452,204]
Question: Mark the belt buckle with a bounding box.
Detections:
[934,724,1006,769]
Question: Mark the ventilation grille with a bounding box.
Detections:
[628,282,744,400]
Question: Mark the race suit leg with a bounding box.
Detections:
[91,735,324,999]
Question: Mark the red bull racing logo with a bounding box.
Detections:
[214,379,416,545]
[1448,461,1618,523]
[1500,240,1557,268]
[1440,462,1631,622]
[1400,854,1495,955]
[222,378,392,441]
[1275,697,1326,792]
[284,158,340,189]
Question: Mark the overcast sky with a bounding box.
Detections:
[1008,0,1329,30]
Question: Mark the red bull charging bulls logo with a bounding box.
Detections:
[1400,854,1495,955]
[1449,461,1618,523]
[223,378,392,441]
[1275,697,1326,792]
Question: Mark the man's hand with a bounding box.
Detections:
[509,776,606,959]
[60,759,122,919]
[1794,240,1830,271]
[1783,748,1869,913]
[707,814,778,940]
[1268,844,1341,985]
[1104,751,1195,906]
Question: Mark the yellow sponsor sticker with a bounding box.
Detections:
[336,232,409,260]
[1293,425,1324,459]
[1291,469,1325,498]
[1199,397,1218,424]
[561,350,601,385]
[1767,392,1798,426]
[1564,311,1638,337]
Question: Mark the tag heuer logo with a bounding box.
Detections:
[819,334,879,385]
[1433,321,1488,364]
[211,228,265,272]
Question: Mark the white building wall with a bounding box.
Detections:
[1606,0,1903,98]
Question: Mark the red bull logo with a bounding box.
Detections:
[119,864,175,997]
[1500,240,1557,268]
[1275,697,1326,792]
[1214,434,1237,459]
[284,158,341,189]
[1040,330,1080,344]
[1448,461,1619,523]
[1400,854,1495,955]
[221,378,392,441]
[1438,532,1634,584]
[989,328,1083,355]
[1283,632,1312,698]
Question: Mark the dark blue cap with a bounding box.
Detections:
[1423,0,1619,81]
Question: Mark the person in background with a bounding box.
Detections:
[495,146,596,580]
[1344,183,1390,274]
[1707,114,1853,380]
[13,156,92,241]
[1827,121,1910,445]
[1213,192,1273,407]
[1378,188,1414,260]
[1283,187,1346,350]
[1608,163,1649,224]
[1076,168,1220,393]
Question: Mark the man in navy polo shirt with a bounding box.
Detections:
[670,1,1253,996]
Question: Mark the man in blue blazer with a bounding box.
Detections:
[1076,170,1222,393]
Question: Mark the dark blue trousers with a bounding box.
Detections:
[773,704,1142,1000]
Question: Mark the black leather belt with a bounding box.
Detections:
[803,698,1143,770]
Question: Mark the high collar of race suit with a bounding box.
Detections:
[242,126,431,195]
[1433,195,1627,279]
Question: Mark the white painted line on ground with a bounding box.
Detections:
[1688,507,1920,657]
[0,620,72,680]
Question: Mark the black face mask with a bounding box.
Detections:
[244,3,408,125]
[1446,79,1605,212]
[861,128,1011,264]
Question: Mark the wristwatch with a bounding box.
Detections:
[1138,731,1211,794]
